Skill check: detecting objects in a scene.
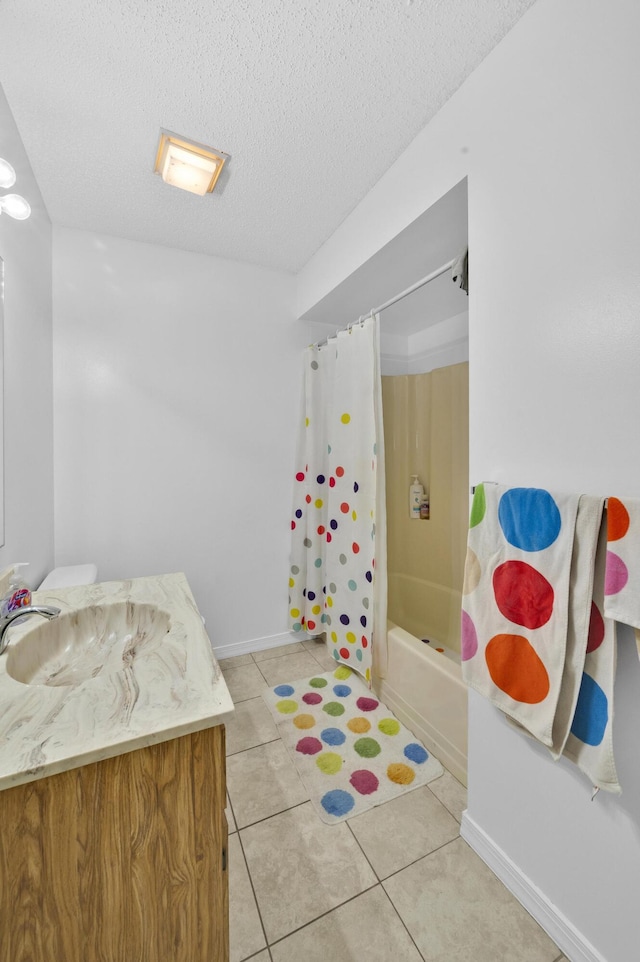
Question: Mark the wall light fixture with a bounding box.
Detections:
[153,130,229,197]
[0,158,31,220]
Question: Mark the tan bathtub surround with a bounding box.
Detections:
[382,363,469,650]
[0,572,233,790]
[378,364,469,784]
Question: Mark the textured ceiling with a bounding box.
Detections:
[0,0,537,273]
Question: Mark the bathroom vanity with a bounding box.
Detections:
[0,572,234,962]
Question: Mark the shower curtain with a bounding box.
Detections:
[288,314,387,684]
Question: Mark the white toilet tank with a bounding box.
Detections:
[38,564,98,590]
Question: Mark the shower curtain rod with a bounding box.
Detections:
[313,257,456,348]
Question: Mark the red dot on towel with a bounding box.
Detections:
[485,634,550,704]
[607,497,630,542]
[492,561,554,629]
[587,602,605,654]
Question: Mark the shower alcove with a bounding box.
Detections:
[298,178,470,784]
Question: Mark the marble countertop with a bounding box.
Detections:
[0,572,234,791]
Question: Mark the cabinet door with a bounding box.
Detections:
[0,724,229,962]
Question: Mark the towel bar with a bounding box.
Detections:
[470,484,608,507]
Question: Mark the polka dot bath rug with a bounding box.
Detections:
[262,666,444,824]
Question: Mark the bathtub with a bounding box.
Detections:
[373,574,468,785]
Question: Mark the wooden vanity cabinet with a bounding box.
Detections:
[0,724,228,962]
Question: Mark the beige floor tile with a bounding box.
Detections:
[253,642,306,662]
[241,801,377,944]
[257,651,325,687]
[227,740,308,828]
[246,953,271,962]
[383,837,560,962]
[223,663,269,703]
[270,885,422,962]
[228,833,267,962]
[218,653,254,669]
[309,645,342,672]
[225,696,279,756]
[300,639,325,653]
[427,769,468,823]
[348,786,460,879]
[226,793,237,834]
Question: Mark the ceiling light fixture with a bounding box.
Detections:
[0,159,16,189]
[0,194,31,220]
[0,158,30,220]
[153,129,229,197]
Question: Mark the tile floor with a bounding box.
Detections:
[220,640,567,962]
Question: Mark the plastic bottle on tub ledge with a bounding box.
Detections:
[420,496,430,519]
[409,475,424,519]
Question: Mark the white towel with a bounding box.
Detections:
[461,483,580,747]
[549,494,605,758]
[563,516,620,794]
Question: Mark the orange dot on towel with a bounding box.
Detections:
[485,634,550,704]
[607,497,630,541]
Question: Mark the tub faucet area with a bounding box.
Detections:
[0,606,61,655]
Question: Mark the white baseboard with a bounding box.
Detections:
[213,630,307,661]
[460,813,607,962]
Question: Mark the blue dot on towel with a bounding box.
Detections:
[274,684,295,697]
[321,789,355,817]
[570,673,608,746]
[498,488,562,552]
[321,727,346,746]
[404,743,429,764]
[333,684,352,697]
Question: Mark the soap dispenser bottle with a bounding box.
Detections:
[409,475,424,519]
[1,562,32,618]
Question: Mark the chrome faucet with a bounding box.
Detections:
[0,605,61,656]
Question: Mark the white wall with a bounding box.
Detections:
[0,86,54,587]
[297,2,640,959]
[53,229,317,650]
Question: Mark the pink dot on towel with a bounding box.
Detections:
[461,610,478,661]
[605,551,628,595]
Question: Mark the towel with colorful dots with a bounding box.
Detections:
[562,514,619,793]
[262,665,443,823]
[604,497,640,654]
[461,484,581,747]
[462,484,620,793]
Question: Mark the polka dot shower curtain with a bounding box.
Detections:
[288,314,388,685]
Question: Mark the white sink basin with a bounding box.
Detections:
[5,601,171,687]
